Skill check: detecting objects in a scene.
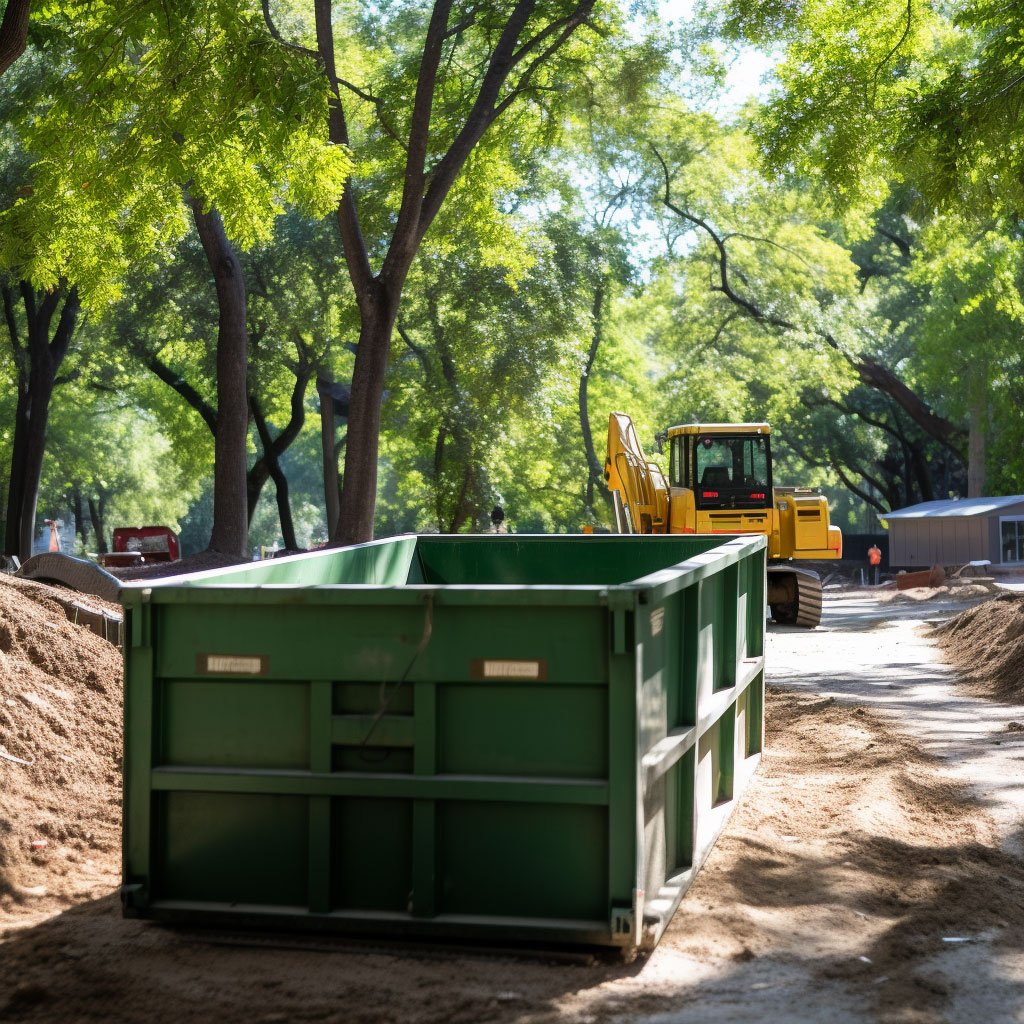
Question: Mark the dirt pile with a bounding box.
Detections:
[880,582,994,604]
[0,576,122,910]
[933,592,1024,702]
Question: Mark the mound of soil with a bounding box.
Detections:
[0,577,122,910]
[880,582,994,604]
[933,592,1024,702]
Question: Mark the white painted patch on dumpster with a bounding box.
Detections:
[480,659,542,679]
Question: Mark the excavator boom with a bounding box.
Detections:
[605,412,669,535]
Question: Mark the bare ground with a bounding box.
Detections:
[3,583,1024,1023]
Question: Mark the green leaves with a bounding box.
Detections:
[723,0,1024,219]
[1,0,352,303]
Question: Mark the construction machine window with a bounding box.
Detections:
[693,434,771,509]
[670,436,682,487]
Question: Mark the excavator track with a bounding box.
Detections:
[767,565,823,629]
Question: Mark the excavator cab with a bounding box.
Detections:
[669,428,773,511]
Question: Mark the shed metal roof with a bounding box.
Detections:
[879,496,1024,520]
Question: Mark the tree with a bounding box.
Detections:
[110,218,345,551]
[718,1,1024,495]
[40,397,200,554]
[1,278,78,558]
[722,0,1024,218]
[0,3,351,555]
[245,212,350,544]
[905,217,1024,496]
[263,0,613,543]
[385,214,587,533]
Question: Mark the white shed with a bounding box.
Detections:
[879,496,1024,568]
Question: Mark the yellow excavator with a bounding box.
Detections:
[605,412,842,628]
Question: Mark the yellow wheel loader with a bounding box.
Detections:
[604,412,842,628]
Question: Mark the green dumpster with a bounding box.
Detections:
[121,533,766,955]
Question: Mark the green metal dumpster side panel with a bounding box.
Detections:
[150,601,609,684]
[121,533,766,954]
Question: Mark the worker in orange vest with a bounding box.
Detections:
[868,543,881,586]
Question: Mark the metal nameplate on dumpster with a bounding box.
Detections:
[471,659,547,681]
[197,654,269,676]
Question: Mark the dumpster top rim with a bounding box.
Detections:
[118,534,765,608]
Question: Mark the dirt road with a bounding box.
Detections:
[3,588,1024,1023]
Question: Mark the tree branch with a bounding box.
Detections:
[385,0,455,278]
[260,0,319,59]
[48,287,80,365]
[869,0,913,105]
[2,283,21,360]
[652,144,794,330]
[492,10,593,119]
[268,364,312,458]
[336,77,408,151]
[830,458,889,512]
[652,142,967,459]
[314,0,374,298]
[724,230,817,272]
[415,1,595,247]
[147,354,218,436]
[396,320,432,376]
[812,394,904,444]
[877,227,912,260]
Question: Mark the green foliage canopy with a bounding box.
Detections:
[1,0,352,301]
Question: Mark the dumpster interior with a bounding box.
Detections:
[157,534,726,590]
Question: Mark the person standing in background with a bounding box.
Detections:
[868,543,882,586]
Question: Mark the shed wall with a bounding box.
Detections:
[891,517,988,567]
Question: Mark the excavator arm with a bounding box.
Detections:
[604,412,669,534]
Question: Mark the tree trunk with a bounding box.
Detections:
[333,292,396,545]
[17,369,55,559]
[191,200,249,558]
[447,463,474,534]
[88,495,108,553]
[2,285,79,561]
[312,0,597,547]
[4,385,30,556]
[432,423,449,530]
[269,461,298,550]
[968,396,986,497]
[909,441,935,503]
[0,0,31,78]
[246,460,271,526]
[317,377,342,536]
[250,392,307,550]
[71,485,88,551]
[579,277,611,512]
